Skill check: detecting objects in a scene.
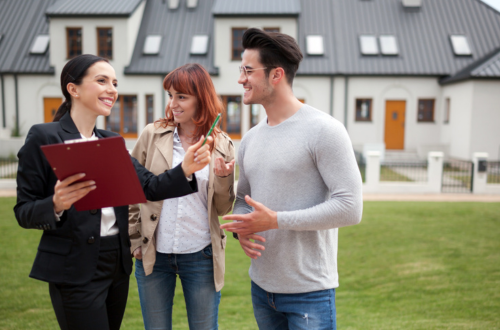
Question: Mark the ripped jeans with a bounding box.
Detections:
[251,281,336,330]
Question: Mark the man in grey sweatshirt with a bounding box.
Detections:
[221,28,363,330]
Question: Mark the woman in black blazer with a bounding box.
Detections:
[14,54,212,330]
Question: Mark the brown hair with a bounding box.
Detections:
[242,28,303,85]
[157,63,223,148]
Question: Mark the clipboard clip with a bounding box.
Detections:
[64,136,99,144]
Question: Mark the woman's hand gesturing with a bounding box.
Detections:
[214,158,235,177]
[181,136,212,178]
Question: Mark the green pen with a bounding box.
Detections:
[201,113,221,146]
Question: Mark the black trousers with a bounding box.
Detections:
[49,235,129,330]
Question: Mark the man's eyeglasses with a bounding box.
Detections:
[239,66,268,78]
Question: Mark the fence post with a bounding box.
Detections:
[427,152,444,193]
[472,152,488,194]
[366,151,380,189]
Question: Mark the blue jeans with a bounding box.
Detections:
[251,281,336,330]
[135,245,221,330]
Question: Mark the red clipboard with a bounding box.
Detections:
[41,136,146,211]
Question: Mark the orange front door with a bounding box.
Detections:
[384,100,406,150]
[44,98,62,123]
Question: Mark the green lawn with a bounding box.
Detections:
[1,198,499,329]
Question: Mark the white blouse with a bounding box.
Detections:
[156,128,211,254]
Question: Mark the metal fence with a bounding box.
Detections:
[0,159,18,179]
[380,161,428,182]
[487,161,500,184]
[442,159,473,193]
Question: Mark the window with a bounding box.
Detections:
[306,35,324,56]
[143,35,162,55]
[106,95,138,137]
[97,28,113,59]
[220,95,242,139]
[232,28,246,61]
[67,28,82,59]
[379,35,398,55]
[250,104,260,128]
[444,98,450,124]
[417,99,434,122]
[146,95,154,124]
[355,99,372,121]
[263,27,280,33]
[450,35,472,56]
[359,35,378,55]
[190,35,209,55]
[30,35,50,54]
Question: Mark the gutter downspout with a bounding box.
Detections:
[329,76,334,117]
[343,76,349,129]
[161,77,166,117]
[14,74,19,135]
[0,74,5,128]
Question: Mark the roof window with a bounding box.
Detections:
[306,35,324,56]
[359,35,378,55]
[190,35,209,55]
[402,0,422,7]
[450,35,472,56]
[143,35,162,55]
[30,35,50,54]
[379,35,398,55]
[169,0,179,10]
[187,0,198,8]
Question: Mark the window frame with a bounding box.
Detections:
[231,27,247,61]
[106,95,138,138]
[145,94,154,124]
[220,95,242,139]
[66,27,82,59]
[263,27,280,33]
[355,98,373,122]
[417,98,435,123]
[96,27,113,60]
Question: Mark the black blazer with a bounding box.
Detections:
[14,112,198,285]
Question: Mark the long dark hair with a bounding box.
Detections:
[53,54,109,122]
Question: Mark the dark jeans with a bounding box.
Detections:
[49,235,129,330]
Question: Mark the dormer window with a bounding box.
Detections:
[30,35,50,54]
[190,35,209,55]
[450,35,472,56]
[359,35,378,55]
[379,35,398,55]
[306,35,324,56]
[143,35,162,55]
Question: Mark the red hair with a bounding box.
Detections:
[157,63,223,149]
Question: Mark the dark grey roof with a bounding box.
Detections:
[326,0,500,76]
[212,0,301,16]
[440,47,500,84]
[46,0,143,17]
[125,0,217,75]
[0,0,56,74]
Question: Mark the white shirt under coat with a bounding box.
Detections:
[156,127,211,254]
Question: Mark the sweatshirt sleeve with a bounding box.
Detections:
[277,121,363,231]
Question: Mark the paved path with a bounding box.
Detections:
[2,188,498,202]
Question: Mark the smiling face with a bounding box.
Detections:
[72,61,118,117]
[167,87,198,126]
[238,49,274,106]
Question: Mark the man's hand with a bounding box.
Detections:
[214,158,235,177]
[220,195,278,236]
[238,233,266,259]
[181,136,212,177]
[133,246,142,260]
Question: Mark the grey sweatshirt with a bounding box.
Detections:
[234,104,363,294]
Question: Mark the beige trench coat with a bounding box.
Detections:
[128,123,235,292]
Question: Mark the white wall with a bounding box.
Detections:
[341,76,443,152]
[441,81,474,159]
[470,80,500,160]
[293,76,331,114]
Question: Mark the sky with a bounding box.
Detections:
[481,0,500,11]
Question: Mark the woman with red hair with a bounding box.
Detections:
[129,63,235,329]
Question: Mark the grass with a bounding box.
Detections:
[2,198,500,329]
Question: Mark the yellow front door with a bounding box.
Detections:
[384,100,406,150]
[44,98,62,123]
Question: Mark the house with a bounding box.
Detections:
[0,0,499,160]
